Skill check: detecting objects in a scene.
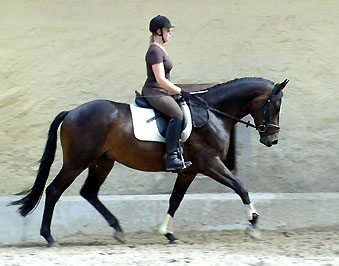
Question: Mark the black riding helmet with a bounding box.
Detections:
[149,15,174,43]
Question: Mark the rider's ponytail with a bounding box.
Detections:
[149,33,156,46]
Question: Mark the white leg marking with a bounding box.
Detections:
[244,203,259,220]
[159,214,174,235]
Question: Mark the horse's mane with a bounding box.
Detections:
[207,77,274,92]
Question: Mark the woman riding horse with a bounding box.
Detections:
[10,76,288,246]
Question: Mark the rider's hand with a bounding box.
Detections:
[180,89,191,101]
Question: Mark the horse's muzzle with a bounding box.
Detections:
[260,135,279,147]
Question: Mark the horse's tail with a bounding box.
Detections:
[9,111,69,216]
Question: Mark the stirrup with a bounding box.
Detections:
[183,160,192,169]
[178,142,192,169]
[166,151,192,171]
[166,152,184,171]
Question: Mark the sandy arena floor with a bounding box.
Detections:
[1,229,338,266]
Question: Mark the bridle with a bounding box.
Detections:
[188,84,283,135]
[255,84,283,136]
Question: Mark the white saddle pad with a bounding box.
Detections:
[130,102,192,143]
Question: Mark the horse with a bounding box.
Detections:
[10,77,288,246]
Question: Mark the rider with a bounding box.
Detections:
[142,15,191,171]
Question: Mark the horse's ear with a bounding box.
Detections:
[280,79,289,89]
[273,79,289,95]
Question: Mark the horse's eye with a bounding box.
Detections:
[274,101,281,112]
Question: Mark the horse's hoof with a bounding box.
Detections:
[114,231,126,244]
[169,239,182,245]
[47,242,60,248]
[249,213,259,229]
[246,228,262,240]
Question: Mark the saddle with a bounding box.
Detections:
[130,89,211,143]
[130,92,192,143]
[134,91,171,137]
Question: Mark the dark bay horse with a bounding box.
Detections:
[11,77,288,246]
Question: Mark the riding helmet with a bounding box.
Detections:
[149,15,174,33]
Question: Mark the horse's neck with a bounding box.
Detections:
[205,84,266,124]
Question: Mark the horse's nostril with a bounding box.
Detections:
[272,139,278,145]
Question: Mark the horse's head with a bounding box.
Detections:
[250,79,289,147]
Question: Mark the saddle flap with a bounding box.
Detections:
[189,94,209,128]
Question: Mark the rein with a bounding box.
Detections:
[189,100,259,130]
[188,84,282,134]
[136,92,258,129]
[135,83,282,135]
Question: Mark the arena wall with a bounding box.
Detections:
[1,0,338,197]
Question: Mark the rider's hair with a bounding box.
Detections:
[149,33,157,46]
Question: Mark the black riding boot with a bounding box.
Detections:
[165,117,192,171]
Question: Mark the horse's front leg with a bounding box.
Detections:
[159,172,196,243]
[202,158,260,236]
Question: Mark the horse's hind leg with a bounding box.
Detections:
[40,166,85,246]
[80,158,124,243]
